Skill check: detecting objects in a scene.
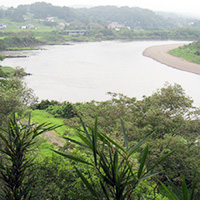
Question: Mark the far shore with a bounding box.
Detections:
[143,43,200,75]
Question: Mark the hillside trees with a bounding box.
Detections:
[55,118,171,199]
[62,83,200,197]
[0,78,36,125]
[0,32,43,51]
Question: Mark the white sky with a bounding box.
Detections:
[1,0,200,17]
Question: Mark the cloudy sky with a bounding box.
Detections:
[1,0,200,17]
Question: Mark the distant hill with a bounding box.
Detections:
[0,2,200,30]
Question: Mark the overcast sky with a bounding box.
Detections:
[1,0,200,17]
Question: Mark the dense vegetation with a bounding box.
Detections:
[0,31,43,50]
[1,73,199,199]
[169,40,200,64]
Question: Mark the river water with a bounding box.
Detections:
[1,41,200,106]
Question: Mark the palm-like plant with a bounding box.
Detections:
[54,118,173,199]
[0,114,59,200]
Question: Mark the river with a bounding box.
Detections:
[1,40,200,106]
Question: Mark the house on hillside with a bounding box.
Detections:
[57,22,65,29]
[46,17,55,22]
[108,22,124,30]
[20,24,36,29]
[0,23,7,29]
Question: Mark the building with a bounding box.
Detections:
[108,22,124,30]
[0,23,6,29]
[20,24,36,29]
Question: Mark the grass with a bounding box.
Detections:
[0,66,16,77]
[29,109,77,137]
[1,19,53,32]
[6,47,36,51]
[169,45,200,64]
[34,137,54,156]
[1,66,15,73]
[27,109,79,156]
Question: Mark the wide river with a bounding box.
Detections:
[2,40,200,106]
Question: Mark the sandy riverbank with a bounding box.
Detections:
[143,43,200,75]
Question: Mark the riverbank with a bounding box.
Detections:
[143,43,200,75]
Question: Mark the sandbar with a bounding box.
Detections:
[143,43,200,75]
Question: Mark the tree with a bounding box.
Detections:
[0,78,36,125]
[0,114,59,199]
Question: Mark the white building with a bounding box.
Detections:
[0,23,6,29]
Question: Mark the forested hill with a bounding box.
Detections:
[1,2,200,30]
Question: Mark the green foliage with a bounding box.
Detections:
[46,101,77,119]
[62,83,200,198]
[0,66,6,77]
[0,66,15,78]
[133,180,168,200]
[69,83,198,141]
[29,154,86,199]
[169,40,200,64]
[0,66,28,78]
[35,99,58,110]
[0,32,43,50]
[35,100,77,119]
[0,54,4,61]
[147,135,200,186]
[41,31,66,44]
[29,109,73,137]
[0,78,36,124]
[160,176,197,200]
[0,114,59,199]
[54,118,172,199]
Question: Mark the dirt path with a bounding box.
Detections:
[42,131,65,147]
[143,43,200,75]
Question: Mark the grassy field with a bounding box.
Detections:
[30,110,70,136]
[1,19,54,32]
[169,44,200,64]
[27,109,80,156]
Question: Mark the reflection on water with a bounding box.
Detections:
[1,41,200,106]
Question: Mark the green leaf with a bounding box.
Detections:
[145,150,175,174]
[79,117,92,143]
[159,181,179,200]
[62,136,89,149]
[140,172,160,181]
[76,131,93,149]
[100,181,110,200]
[52,150,93,166]
[166,176,182,199]
[99,131,126,153]
[182,176,188,200]
[75,167,98,198]
[128,132,152,157]
[189,178,197,200]
[121,119,129,151]
[92,117,98,166]
[137,144,149,179]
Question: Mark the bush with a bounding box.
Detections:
[36,99,59,110]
